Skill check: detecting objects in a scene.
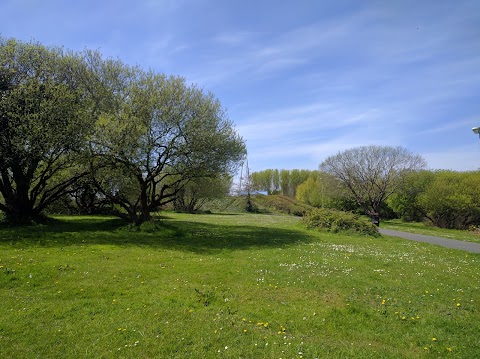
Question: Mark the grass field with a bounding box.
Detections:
[1,212,479,358]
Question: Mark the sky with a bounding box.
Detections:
[2,0,480,173]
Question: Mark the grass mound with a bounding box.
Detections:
[253,195,312,216]
[303,207,379,236]
[203,195,311,216]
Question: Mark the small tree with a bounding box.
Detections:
[320,145,426,225]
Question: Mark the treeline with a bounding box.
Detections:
[250,169,312,197]
[0,37,246,225]
[389,170,480,230]
[251,168,480,230]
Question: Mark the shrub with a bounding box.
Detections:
[303,208,379,236]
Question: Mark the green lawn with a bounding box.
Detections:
[1,213,479,358]
[382,218,480,244]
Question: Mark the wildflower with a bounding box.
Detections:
[432,338,437,341]
[456,303,461,307]
[447,347,453,352]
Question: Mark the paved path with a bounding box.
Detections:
[379,228,480,253]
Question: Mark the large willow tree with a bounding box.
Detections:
[0,38,92,222]
[87,56,246,225]
[0,38,245,225]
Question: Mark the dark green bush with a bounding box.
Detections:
[303,208,379,236]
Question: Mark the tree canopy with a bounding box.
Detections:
[0,37,246,224]
[87,58,246,224]
[0,38,93,222]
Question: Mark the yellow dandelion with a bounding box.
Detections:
[432,337,437,342]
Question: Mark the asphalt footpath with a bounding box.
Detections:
[379,228,480,253]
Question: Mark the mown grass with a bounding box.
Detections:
[382,218,480,244]
[0,212,479,358]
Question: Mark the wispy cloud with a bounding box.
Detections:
[2,0,479,172]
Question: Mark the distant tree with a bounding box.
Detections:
[296,171,359,211]
[173,175,232,213]
[0,38,93,223]
[279,170,291,196]
[250,169,273,194]
[272,169,280,194]
[251,169,312,197]
[320,145,427,224]
[88,62,246,225]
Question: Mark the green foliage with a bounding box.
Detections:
[173,175,232,213]
[295,171,360,212]
[303,208,379,236]
[388,170,435,222]
[418,171,480,229]
[388,170,480,229]
[321,145,427,223]
[89,64,246,225]
[0,37,93,222]
[251,169,312,196]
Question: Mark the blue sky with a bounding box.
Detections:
[2,0,480,172]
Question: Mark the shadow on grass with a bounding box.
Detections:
[0,215,316,253]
